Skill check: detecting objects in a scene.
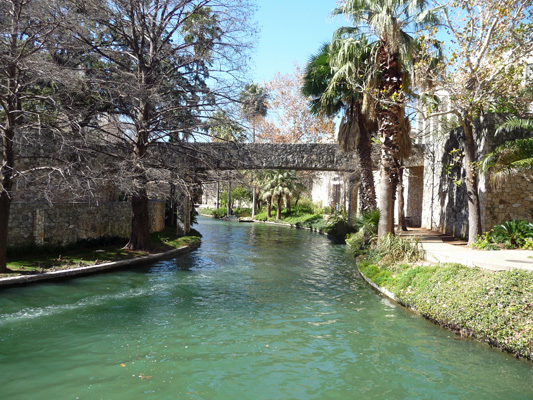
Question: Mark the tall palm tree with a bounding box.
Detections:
[334,0,440,237]
[482,116,533,181]
[239,83,268,141]
[302,38,378,213]
[239,83,268,219]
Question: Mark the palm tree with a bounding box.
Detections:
[261,170,299,220]
[239,83,268,219]
[239,83,268,141]
[334,0,440,237]
[302,38,378,213]
[482,116,533,181]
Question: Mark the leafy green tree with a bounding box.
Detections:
[210,111,246,142]
[416,0,532,244]
[334,0,440,237]
[302,38,378,212]
[261,170,299,220]
[239,83,268,142]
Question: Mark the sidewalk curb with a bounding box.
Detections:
[0,241,201,288]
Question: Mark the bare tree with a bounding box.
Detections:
[0,0,69,272]
[63,0,255,250]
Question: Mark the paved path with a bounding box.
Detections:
[398,228,533,272]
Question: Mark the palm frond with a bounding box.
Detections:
[495,116,533,137]
[481,137,533,181]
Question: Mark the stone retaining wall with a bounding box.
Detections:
[484,173,533,228]
[8,200,165,248]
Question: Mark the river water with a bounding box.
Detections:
[1,217,532,399]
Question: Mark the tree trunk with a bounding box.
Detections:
[376,46,403,238]
[125,189,153,251]
[354,104,377,212]
[276,195,282,220]
[286,193,291,213]
[0,192,12,273]
[267,197,272,218]
[252,185,256,220]
[0,104,16,272]
[462,119,482,244]
[125,102,153,251]
[377,163,395,236]
[216,181,220,209]
[227,181,232,217]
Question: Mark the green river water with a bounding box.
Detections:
[1,216,532,399]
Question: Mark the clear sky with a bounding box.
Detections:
[250,0,347,83]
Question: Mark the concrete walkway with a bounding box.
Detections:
[398,228,533,272]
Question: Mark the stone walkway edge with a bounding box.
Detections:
[0,242,201,288]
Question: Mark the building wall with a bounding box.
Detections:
[405,166,424,227]
[8,200,165,248]
[421,114,533,236]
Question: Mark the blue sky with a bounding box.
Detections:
[250,0,346,83]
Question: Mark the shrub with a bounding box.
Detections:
[491,219,533,248]
[374,234,425,263]
[472,231,500,250]
[522,238,533,250]
[211,207,227,219]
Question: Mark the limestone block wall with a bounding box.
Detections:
[484,173,533,228]
[8,200,165,248]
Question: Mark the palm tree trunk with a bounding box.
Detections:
[216,181,220,209]
[252,186,256,219]
[354,103,377,212]
[276,195,282,220]
[377,46,403,238]
[227,181,232,217]
[267,196,272,218]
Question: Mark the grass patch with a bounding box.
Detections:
[355,248,533,360]
[3,227,201,278]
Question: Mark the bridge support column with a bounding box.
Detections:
[347,175,358,227]
[176,190,191,236]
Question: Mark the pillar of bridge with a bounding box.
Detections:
[176,190,191,236]
[347,175,358,227]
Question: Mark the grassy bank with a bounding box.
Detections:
[3,228,201,278]
[352,237,533,360]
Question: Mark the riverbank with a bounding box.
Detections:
[353,240,533,361]
[199,210,351,241]
[0,228,201,288]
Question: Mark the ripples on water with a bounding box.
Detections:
[1,217,532,399]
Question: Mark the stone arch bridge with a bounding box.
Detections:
[157,142,424,173]
[156,142,424,234]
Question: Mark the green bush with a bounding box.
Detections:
[211,207,227,219]
[472,231,500,250]
[492,219,533,248]
[232,207,251,218]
